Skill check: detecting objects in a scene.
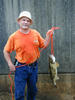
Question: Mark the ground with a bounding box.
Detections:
[0,74,75,100]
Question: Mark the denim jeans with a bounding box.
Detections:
[14,61,38,100]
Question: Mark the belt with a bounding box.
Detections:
[14,59,37,66]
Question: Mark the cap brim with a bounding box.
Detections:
[17,16,33,24]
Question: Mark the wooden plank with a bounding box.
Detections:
[0,0,75,74]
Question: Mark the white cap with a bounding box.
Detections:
[17,11,32,24]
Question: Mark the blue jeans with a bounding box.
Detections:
[14,61,38,100]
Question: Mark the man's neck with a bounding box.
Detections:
[20,28,30,34]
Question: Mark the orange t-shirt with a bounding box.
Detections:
[4,29,45,64]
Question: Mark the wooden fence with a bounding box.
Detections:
[0,0,75,74]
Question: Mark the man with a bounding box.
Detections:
[3,11,52,100]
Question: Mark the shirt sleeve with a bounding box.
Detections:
[37,32,45,48]
[4,35,14,53]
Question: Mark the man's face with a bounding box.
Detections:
[18,17,31,30]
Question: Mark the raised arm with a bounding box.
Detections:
[44,27,60,48]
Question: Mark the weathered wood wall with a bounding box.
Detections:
[0,0,75,74]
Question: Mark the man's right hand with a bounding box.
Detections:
[3,50,16,72]
[8,63,16,72]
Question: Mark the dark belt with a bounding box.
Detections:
[14,59,37,66]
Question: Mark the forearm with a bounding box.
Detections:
[3,50,15,71]
[44,29,54,48]
[44,35,50,47]
[3,50,12,66]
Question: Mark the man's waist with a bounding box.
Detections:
[14,59,37,66]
